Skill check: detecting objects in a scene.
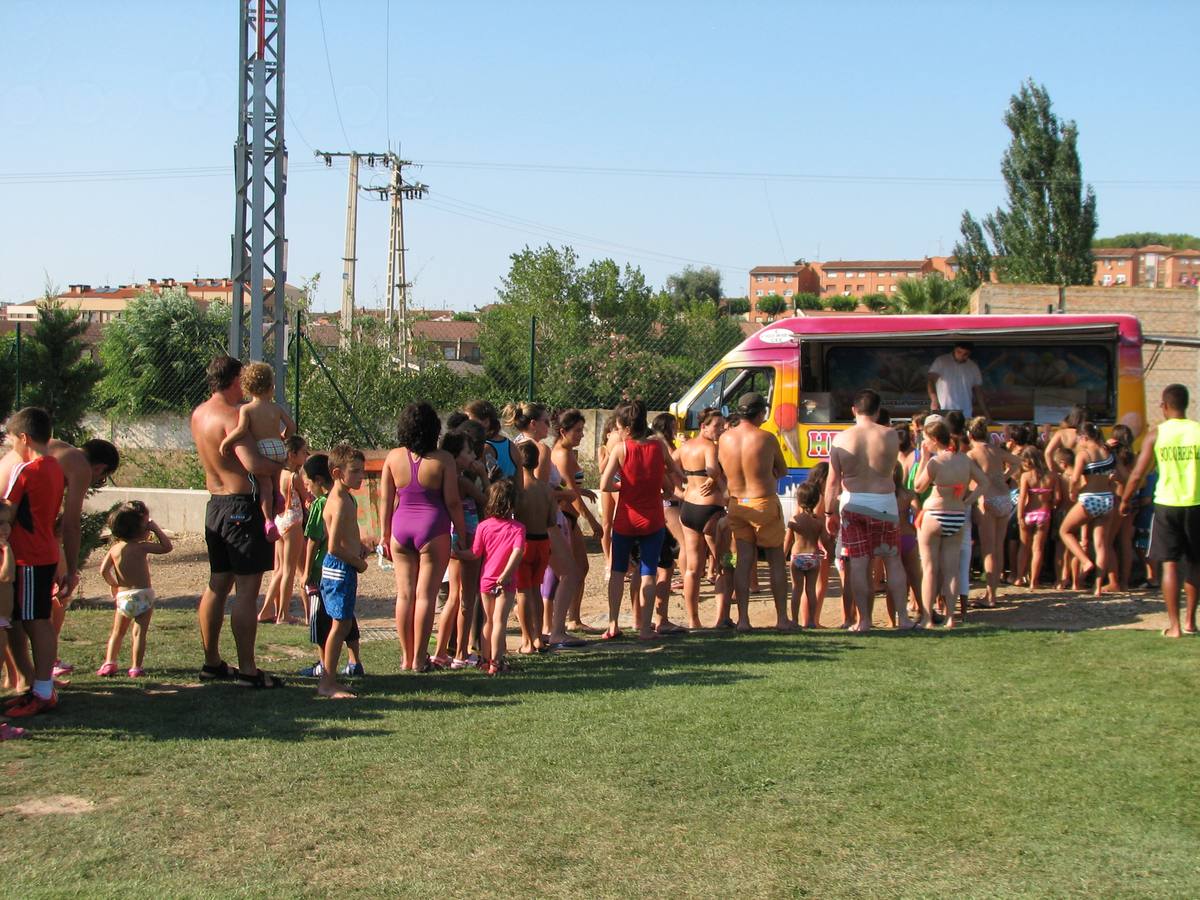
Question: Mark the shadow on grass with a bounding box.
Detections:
[955,585,1160,632]
[36,632,856,743]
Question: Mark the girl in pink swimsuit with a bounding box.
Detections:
[1016,446,1060,590]
[380,402,469,672]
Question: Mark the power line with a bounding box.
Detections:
[0,162,332,186]
[4,158,1198,190]
[315,0,352,147]
[412,158,1200,189]
[384,0,391,152]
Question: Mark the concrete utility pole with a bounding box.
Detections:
[341,153,359,343]
[231,0,288,403]
[314,150,390,346]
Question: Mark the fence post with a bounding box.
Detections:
[527,315,536,402]
[14,323,21,408]
[293,309,302,428]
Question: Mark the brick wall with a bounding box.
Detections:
[971,284,1200,425]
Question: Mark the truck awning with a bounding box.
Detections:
[794,323,1120,343]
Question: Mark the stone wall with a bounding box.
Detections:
[971,284,1200,425]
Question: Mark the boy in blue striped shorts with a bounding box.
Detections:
[318,444,369,699]
[299,454,363,678]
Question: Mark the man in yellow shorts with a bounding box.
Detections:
[718,392,795,633]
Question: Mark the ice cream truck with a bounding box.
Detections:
[669,314,1146,509]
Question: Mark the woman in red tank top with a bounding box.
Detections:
[599,400,679,641]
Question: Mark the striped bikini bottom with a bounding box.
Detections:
[1079,492,1115,520]
[926,509,968,538]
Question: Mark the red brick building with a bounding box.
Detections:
[1093,245,1200,288]
[747,256,958,321]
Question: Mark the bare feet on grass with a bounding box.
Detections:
[318,681,356,699]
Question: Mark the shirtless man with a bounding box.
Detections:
[824,388,912,633]
[717,392,795,632]
[190,355,282,688]
[0,434,119,675]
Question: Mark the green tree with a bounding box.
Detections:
[1093,233,1200,250]
[828,296,858,312]
[889,274,971,314]
[724,298,750,316]
[793,292,823,311]
[665,265,722,306]
[478,245,743,410]
[96,288,231,417]
[757,293,786,318]
[955,79,1097,286]
[452,310,478,322]
[299,315,484,449]
[954,211,994,290]
[23,300,100,444]
[862,292,894,313]
[0,332,15,421]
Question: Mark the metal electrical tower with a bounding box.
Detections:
[230,0,288,404]
[370,157,426,366]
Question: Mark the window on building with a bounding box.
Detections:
[827,272,838,279]
[442,346,457,360]
[755,275,764,282]
[784,290,793,297]
[1116,274,1127,285]
[756,289,764,297]
[858,271,866,277]
[890,285,897,292]
[768,275,775,282]
[843,289,851,296]
[856,285,864,292]
[1101,274,1113,286]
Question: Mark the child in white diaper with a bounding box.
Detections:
[97,501,173,678]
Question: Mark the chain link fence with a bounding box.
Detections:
[6,293,751,485]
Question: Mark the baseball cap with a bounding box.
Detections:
[737,392,768,416]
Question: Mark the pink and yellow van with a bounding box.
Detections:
[670,313,1145,495]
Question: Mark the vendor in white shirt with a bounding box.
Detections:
[927,341,990,419]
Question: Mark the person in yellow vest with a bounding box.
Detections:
[1120,384,1200,638]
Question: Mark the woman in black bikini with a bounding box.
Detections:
[551,409,601,639]
[677,408,730,629]
[914,419,986,629]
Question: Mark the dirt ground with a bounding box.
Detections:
[73,533,1175,634]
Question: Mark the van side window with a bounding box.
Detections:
[686,367,775,429]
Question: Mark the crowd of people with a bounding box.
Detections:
[1,353,1197,728]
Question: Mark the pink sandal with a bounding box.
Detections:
[0,722,27,741]
[96,662,120,677]
[127,667,146,678]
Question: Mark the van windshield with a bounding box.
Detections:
[814,342,1115,423]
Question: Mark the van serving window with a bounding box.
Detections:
[817,342,1115,423]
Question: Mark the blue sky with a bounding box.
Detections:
[1,0,1196,312]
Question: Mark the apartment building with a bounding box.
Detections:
[1093,245,1200,288]
[5,277,303,325]
[747,256,957,320]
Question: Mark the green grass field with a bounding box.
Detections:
[2,610,1197,898]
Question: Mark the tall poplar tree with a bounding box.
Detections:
[954,80,1097,288]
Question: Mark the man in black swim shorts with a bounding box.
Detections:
[189,356,283,688]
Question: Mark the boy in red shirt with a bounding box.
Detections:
[3,408,66,717]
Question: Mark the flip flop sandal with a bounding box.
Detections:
[236,669,284,689]
[199,661,239,681]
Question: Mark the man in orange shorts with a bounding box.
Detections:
[718,392,795,632]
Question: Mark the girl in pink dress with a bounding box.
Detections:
[472,480,526,675]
